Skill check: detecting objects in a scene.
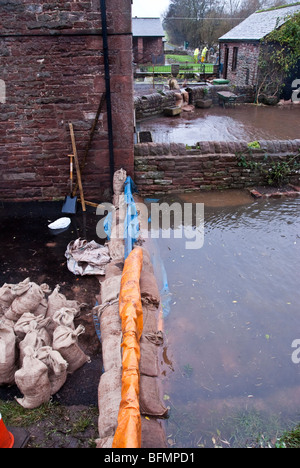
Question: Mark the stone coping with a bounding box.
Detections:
[249,185,300,199]
[134,140,300,156]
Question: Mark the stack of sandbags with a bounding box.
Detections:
[112,168,127,208]
[106,169,127,262]
[0,278,52,389]
[139,248,168,448]
[52,324,90,374]
[0,278,31,317]
[107,206,125,262]
[94,176,125,448]
[17,316,52,366]
[4,281,51,322]
[98,303,122,372]
[14,345,70,409]
[94,262,123,449]
[15,346,53,409]
[139,248,168,416]
[95,167,167,448]
[46,285,82,336]
[0,279,90,409]
[0,317,18,386]
[95,246,168,448]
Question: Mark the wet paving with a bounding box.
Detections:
[138,104,300,144]
[0,202,103,406]
[144,190,300,447]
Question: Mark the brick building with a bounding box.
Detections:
[132,17,165,65]
[219,3,300,88]
[0,0,134,202]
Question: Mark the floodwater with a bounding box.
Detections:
[138,105,300,145]
[144,190,300,447]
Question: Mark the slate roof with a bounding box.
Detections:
[219,3,300,42]
[132,17,165,37]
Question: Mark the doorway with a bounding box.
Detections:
[223,45,229,79]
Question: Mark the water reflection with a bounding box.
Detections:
[145,192,300,447]
[138,105,300,144]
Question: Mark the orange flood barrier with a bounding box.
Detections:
[112,247,143,449]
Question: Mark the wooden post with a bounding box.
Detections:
[69,123,86,212]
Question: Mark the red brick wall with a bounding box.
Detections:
[0,0,134,202]
[133,37,164,64]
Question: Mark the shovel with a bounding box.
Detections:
[62,153,77,214]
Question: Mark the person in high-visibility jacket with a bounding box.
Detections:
[193,48,199,63]
[201,46,208,63]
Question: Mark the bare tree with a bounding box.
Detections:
[163,0,288,48]
[163,0,220,47]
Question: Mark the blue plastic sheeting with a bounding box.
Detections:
[102,178,171,317]
[103,176,139,251]
[103,211,113,240]
[144,198,160,203]
[92,300,102,343]
[149,238,172,319]
[124,176,139,259]
[157,259,171,318]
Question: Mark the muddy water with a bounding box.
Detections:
[138,105,300,144]
[144,191,300,447]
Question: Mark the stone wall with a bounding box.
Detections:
[188,84,256,106]
[0,0,134,202]
[219,42,260,87]
[135,91,177,120]
[133,37,165,64]
[134,140,300,194]
[134,85,256,120]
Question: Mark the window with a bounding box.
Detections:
[232,47,238,72]
[245,68,250,85]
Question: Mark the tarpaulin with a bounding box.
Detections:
[102,176,138,259]
[124,177,139,260]
[112,247,143,449]
[65,239,110,276]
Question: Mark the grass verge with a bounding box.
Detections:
[0,400,98,448]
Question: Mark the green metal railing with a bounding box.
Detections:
[138,63,215,75]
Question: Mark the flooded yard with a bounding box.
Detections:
[138,104,300,145]
[144,191,300,447]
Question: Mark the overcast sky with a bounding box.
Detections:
[132,0,170,18]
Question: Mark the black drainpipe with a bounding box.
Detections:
[100,0,114,193]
